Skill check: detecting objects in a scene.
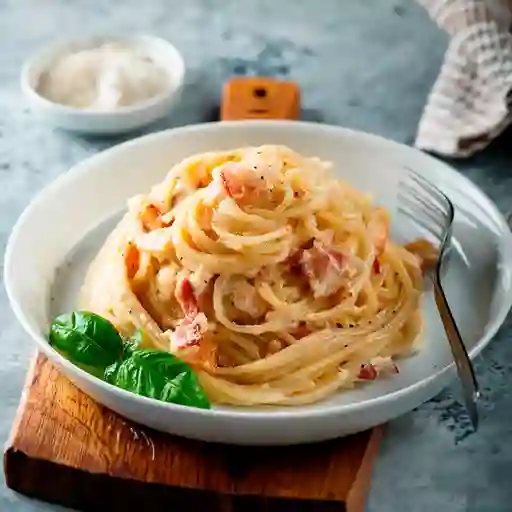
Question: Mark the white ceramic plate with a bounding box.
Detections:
[5,121,512,445]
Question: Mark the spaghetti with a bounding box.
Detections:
[80,145,428,406]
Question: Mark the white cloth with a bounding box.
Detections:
[416,0,512,157]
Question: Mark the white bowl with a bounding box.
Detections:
[20,34,185,135]
[5,121,512,445]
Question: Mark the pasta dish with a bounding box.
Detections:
[80,145,432,406]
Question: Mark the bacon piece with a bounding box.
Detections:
[217,161,277,206]
[124,243,140,279]
[372,258,381,274]
[367,207,389,256]
[358,358,399,380]
[169,312,208,352]
[218,162,254,200]
[176,278,199,318]
[358,364,378,380]
[299,241,349,298]
[170,277,210,352]
[285,249,303,278]
[181,269,214,314]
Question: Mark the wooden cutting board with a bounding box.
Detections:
[5,353,383,512]
[4,78,383,512]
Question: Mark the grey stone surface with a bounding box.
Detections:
[0,1,511,511]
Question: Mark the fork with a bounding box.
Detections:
[398,167,480,431]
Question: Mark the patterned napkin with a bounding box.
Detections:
[415,0,512,157]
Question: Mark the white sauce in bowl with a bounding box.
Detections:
[36,42,172,111]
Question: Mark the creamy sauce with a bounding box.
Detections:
[37,42,172,111]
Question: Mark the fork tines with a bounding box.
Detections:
[397,167,454,245]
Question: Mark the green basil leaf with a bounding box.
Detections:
[49,313,210,410]
[49,311,123,374]
[122,329,143,359]
[113,349,211,409]
[104,361,120,384]
[105,330,143,382]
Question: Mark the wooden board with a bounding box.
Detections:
[5,354,383,512]
[4,78,383,511]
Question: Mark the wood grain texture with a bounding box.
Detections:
[4,353,383,512]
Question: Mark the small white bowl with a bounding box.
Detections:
[21,34,186,135]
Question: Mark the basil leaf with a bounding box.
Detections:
[104,361,120,384]
[49,312,210,410]
[122,329,143,358]
[49,311,123,375]
[113,349,211,409]
[105,330,143,382]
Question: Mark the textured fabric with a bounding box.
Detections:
[416,0,512,157]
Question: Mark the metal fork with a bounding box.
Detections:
[398,168,480,430]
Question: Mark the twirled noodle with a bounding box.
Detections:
[80,145,432,406]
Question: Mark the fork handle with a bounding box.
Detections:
[432,275,480,430]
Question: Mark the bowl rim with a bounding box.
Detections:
[5,119,512,420]
[20,33,186,116]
